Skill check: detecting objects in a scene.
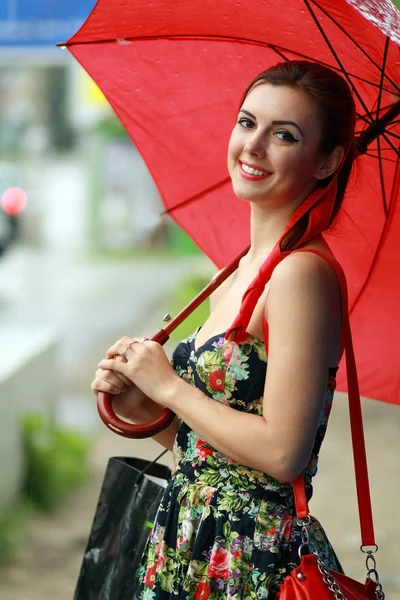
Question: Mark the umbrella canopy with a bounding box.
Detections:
[63,0,400,404]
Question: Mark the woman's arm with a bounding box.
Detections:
[99,253,340,482]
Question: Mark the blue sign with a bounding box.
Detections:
[0,0,97,47]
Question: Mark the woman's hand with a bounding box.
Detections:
[91,337,167,421]
[91,355,131,396]
[97,335,182,407]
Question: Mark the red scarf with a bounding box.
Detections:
[225,177,338,343]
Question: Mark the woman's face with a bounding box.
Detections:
[227,83,327,208]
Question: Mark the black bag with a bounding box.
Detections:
[74,453,171,600]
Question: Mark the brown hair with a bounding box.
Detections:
[240,60,357,250]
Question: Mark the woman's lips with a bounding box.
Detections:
[239,162,271,181]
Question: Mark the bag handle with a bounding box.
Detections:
[290,249,375,548]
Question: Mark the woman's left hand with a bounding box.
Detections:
[97,336,181,406]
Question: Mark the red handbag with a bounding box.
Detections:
[277,250,385,600]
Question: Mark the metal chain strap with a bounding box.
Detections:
[297,518,346,599]
[316,557,346,600]
[296,519,385,600]
[364,549,385,599]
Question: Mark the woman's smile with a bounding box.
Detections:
[239,160,272,181]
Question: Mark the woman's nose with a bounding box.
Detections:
[244,133,267,158]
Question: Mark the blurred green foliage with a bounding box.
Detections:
[169,273,211,342]
[94,116,130,139]
[0,503,28,566]
[22,414,91,512]
[167,222,201,255]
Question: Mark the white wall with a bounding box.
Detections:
[0,327,59,507]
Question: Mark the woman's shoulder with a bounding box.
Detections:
[270,246,340,302]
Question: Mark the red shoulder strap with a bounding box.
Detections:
[262,310,269,355]
[290,249,375,547]
[226,179,338,344]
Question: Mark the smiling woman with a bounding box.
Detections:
[92,60,359,599]
[228,84,328,209]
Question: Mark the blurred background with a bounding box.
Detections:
[0,2,398,599]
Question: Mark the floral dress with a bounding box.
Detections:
[135,328,342,599]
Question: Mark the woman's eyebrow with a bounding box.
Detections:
[239,109,257,119]
[272,120,304,137]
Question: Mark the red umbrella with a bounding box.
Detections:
[60,0,400,434]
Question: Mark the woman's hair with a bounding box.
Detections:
[240,60,357,250]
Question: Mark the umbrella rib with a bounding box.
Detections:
[308,0,398,92]
[389,147,400,211]
[376,37,390,120]
[379,132,400,156]
[387,120,400,129]
[383,131,400,142]
[303,0,372,120]
[356,100,400,157]
[160,177,231,215]
[377,135,388,215]
[268,45,290,62]
[362,153,399,164]
[269,44,392,94]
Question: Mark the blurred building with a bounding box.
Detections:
[0,0,169,256]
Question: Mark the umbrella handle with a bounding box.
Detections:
[97,327,176,438]
[96,247,249,438]
[97,395,176,439]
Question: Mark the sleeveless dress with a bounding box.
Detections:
[135,327,342,599]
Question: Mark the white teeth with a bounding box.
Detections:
[241,163,268,176]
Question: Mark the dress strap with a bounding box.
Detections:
[261,305,269,355]
[226,179,338,344]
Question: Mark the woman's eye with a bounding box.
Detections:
[276,130,299,143]
[238,117,255,128]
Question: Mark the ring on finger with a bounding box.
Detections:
[120,340,139,357]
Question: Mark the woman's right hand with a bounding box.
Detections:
[91,355,163,423]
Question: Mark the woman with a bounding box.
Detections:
[92,60,357,598]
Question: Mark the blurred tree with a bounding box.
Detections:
[45,67,76,151]
[0,211,18,256]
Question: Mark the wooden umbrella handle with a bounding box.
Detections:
[97,328,175,438]
[96,247,249,438]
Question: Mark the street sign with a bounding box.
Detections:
[0,0,96,48]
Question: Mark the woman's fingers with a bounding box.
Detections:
[91,368,128,395]
[112,355,133,386]
[105,336,145,359]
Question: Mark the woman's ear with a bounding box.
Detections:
[315,146,345,180]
